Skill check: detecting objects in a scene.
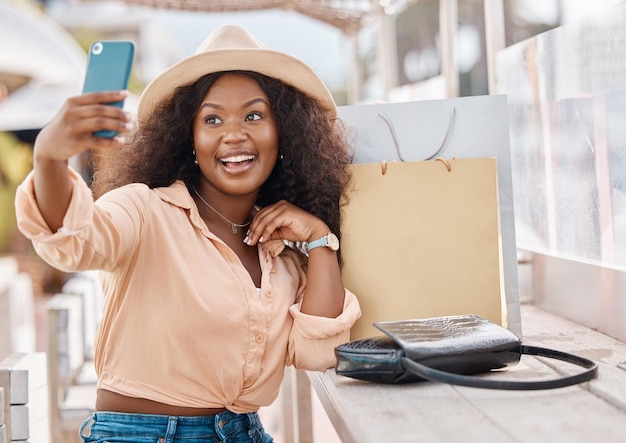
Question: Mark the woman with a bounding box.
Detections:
[15,25,360,442]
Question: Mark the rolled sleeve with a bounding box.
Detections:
[288,289,361,370]
[15,167,141,272]
[15,168,94,241]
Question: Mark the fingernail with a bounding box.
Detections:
[243,235,249,244]
[258,236,264,243]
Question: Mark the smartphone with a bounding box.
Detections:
[82,40,135,138]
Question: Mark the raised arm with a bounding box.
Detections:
[32,90,132,231]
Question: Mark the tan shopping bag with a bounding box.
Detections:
[338,96,521,337]
[342,157,505,339]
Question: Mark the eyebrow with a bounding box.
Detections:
[200,97,269,111]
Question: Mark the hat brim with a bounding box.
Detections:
[137,48,337,121]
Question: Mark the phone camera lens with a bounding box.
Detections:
[92,42,103,55]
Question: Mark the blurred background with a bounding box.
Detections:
[2,1,626,441]
[2,0,623,293]
[2,0,626,349]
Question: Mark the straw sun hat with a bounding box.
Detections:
[137,24,337,121]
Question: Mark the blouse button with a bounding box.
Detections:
[255,334,265,343]
[265,290,272,298]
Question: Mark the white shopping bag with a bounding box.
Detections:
[338,94,521,337]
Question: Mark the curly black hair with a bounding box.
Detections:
[92,71,354,264]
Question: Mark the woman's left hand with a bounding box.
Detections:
[244,200,329,247]
[250,200,344,318]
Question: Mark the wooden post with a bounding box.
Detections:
[280,366,313,443]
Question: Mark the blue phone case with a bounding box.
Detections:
[82,40,135,138]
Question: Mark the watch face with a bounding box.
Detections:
[327,233,340,251]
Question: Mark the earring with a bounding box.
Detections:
[279,152,284,160]
[193,150,198,165]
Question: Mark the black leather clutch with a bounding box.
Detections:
[335,315,598,390]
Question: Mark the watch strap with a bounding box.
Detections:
[306,236,328,252]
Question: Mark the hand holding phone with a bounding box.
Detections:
[82,40,135,138]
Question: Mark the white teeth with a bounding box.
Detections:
[220,155,255,164]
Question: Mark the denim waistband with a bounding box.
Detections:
[81,410,263,441]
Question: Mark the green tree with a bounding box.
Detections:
[0,132,32,252]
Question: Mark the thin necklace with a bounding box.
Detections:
[193,188,251,234]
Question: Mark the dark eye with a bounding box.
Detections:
[246,112,262,122]
[205,115,222,124]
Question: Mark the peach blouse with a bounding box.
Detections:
[15,168,360,413]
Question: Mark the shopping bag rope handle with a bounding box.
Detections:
[401,345,598,390]
[378,107,456,161]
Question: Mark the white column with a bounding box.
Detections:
[440,0,459,97]
[377,6,398,100]
[347,32,362,104]
[483,0,506,94]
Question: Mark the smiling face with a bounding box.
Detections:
[192,73,279,200]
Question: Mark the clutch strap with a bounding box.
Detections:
[401,345,598,390]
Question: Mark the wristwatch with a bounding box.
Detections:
[306,232,340,252]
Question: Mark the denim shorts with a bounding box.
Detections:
[79,410,274,443]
